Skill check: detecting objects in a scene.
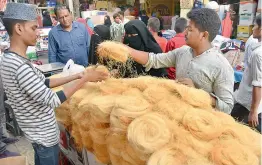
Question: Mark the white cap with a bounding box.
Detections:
[205,1,219,11]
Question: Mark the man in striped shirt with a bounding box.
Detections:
[0,3,108,165]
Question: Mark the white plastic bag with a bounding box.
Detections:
[61,59,85,77]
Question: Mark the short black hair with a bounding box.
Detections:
[113,13,120,19]
[54,5,70,16]
[255,14,261,28]
[118,11,124,16]
[3,18,26,36]
[175,18,187,33]
[187,8,221,42]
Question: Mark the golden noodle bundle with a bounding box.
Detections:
[183,109,224,141]
[97,41,129,62]
[211,140,259,165]
[127,113,172,155]
[173,83,213,110]
[53,75,261,165]
[143,85,172,104]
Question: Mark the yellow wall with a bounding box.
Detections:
[144,0,176,16]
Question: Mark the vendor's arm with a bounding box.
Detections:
[48,31,57,63]
[211,67,235,114]
[127,45,179,69]
[16,64,108,109]
[249,52,262,127]
[16,63,66,109]
[62,68,108,98]
[45,73,82,88]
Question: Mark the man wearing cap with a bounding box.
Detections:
[48,5,90,66]
[0,3,108,165]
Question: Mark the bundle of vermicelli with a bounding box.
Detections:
[219,124,261,157]
[69,89,89,111]
[211,139,259,165]
[123,76,160,91]
[143,85,173,104]
[152,95,192,122]
[127,113,172,160]
[99,79,129,95]
[173,83,213,110]
[97,41,129,63]
[182,108,224,141]
[53,73,261,165]
[55,102,71,130]
[110,96,151,131]
[87,95,117,122]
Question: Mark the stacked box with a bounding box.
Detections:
[239,2,257,25]
[237,1,257,41]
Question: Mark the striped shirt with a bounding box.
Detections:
[0,51,66,147]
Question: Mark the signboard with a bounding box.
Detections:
[152,4,170,16]
[146,0,174,16]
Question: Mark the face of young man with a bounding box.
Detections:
[185,20,209,48]
[252,22,261,40]
[57,9,73,28]
[15,20,39,46]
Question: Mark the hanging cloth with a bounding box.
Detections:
[222,12,233,38]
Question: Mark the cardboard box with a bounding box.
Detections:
[237,25,253,38]
[239,2,257,14]
[237,37,249,42]
[239,13,255,25]
[0,156,27,165]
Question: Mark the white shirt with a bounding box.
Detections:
[235,42,262,113]
[244,35,258,68]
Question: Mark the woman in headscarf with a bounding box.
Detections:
[104,15,112,28]
[76,18,94,36]
[88,25,110,65]
[123,19,167,77]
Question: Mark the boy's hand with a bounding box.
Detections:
[81,68,109,82]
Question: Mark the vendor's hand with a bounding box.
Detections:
[248,112,259,128]
[81,68,109,82]
[78,71,85,79]
[177,78,195,88]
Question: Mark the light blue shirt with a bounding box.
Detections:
[48,22,90,66]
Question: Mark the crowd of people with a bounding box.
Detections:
[0,2,261,165]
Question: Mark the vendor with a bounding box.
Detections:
[125,8,234,114]
[48,5,90,66]
[0,3,108,165]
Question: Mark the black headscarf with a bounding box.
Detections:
[88,25,110,65]
[94,25,110,40]
[123,20,167,77]
[104,15,112,28]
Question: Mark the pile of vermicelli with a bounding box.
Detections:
[52,52,261,165]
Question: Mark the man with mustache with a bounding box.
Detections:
[48,5,90,66]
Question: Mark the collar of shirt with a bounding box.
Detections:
[251,41,261,51]
[4,50,30,62]
[190,47,217,58]
[57,21,79,31]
